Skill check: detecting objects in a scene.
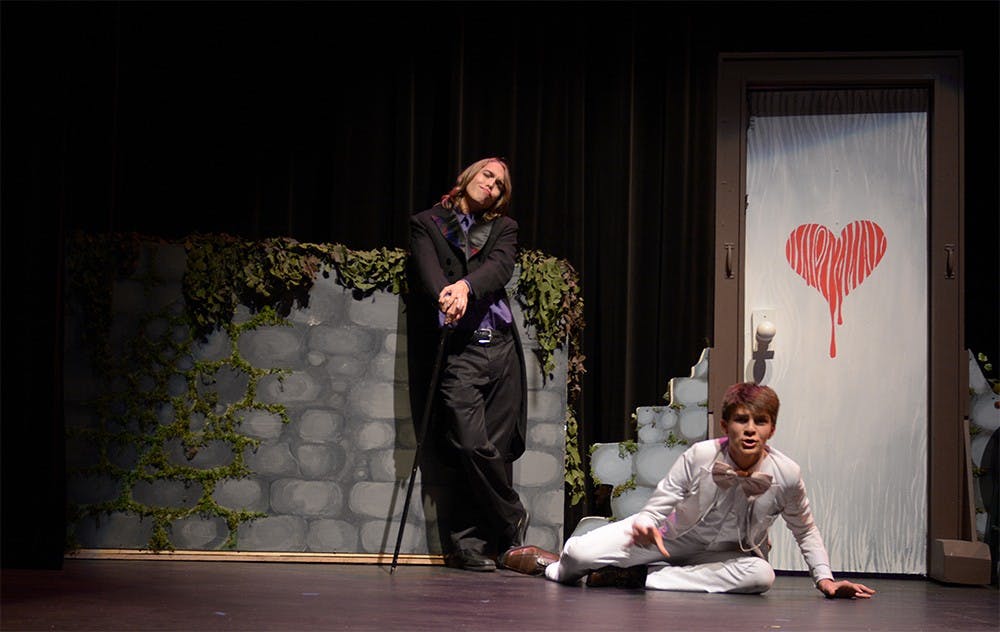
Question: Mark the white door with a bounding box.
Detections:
[744,89,928,574]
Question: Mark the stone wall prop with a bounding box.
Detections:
[64,242,567,557]
[589,348,709,520]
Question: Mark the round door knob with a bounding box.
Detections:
[756,320,776,345]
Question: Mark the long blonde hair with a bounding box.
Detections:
[440,157,512,220]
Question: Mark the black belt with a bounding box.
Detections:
[452,326,511,347]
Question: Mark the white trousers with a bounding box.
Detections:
[544,514,775,594]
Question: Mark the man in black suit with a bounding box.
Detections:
[408,157,529,572]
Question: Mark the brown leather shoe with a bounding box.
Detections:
[585,565,647,588]
[498,545,559,575]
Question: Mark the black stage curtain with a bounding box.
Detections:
[3,1,997,566]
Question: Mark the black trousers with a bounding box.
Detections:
[437,328,527,555]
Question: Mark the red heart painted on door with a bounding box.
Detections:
[785,220,887,358]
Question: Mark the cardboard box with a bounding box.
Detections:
[928,539,992,585]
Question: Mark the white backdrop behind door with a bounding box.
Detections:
[745,91,928,574]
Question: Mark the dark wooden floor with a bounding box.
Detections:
[2,558,997,631]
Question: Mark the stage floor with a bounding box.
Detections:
[2,558,997,631]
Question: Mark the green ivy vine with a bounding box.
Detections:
[514,249,587,505]
[66,235,292,551]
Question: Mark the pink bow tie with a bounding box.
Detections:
[711,461,773,497]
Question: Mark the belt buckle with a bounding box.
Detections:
[474,328,493,345]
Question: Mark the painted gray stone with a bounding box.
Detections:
[635,443,687,487]
[270,479,343,516]
[236,515,307,551]
[306,352,326,366]
[611,485,654,520]
[75,512,154,549]
[350,382,404,420]
[154,402,175,426]
[107,442,138,470]
[239,327,303,367]
[525,348,568,389]
[191,329,233,362]
[671,377,708,405]
[306,519,358,553]
[528,422,564,448]
[171,324,188,343]
[527,389,563,421]
[534,489,566,527]
[258,371,321,404]
[678,408,708,441]
[197,366,250,407]
[637,421,667,444]
[355,420,395,450]
[369,448,410,482]
[325,392,347,409]
[348,291,400,330]
[525,525,560,554]
[295,444,342,479]
[360,519,426,554]
[513,450,561,487]
[68,474,120,505]
[167,374,188,397]
[213,478,268,513]
[132,480,203,509]
[371,352,407,383]
[308,326,374,355]
[656,407,679,431]
[174,354,194,372]
[394,420,417,449]
[349,481,421,520]
[290,271,348,327]
[239,410,285,440]
[171,516,227,549]
[232,305,253,325]
[244,442,299,478]
[523,351,544,390]
[590,443,633,487]
[328,378,350,393]
[636,406,662,427]
[383,333,400,354]
[324,355,366,378]
[297,409,343,443]
[166,439,234,469]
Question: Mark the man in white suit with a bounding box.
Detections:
[543,382,876,598]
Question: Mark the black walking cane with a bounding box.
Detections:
[390,326,452,573]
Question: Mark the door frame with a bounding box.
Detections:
[711,52,967,565]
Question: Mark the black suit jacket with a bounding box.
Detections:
[406,204,528,461]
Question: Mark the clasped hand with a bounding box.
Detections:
[438,281,469,325]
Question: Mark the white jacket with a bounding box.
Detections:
[635,437,834,584]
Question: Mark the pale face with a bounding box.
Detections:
[720,405,775,471]
[462,160,507,213]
